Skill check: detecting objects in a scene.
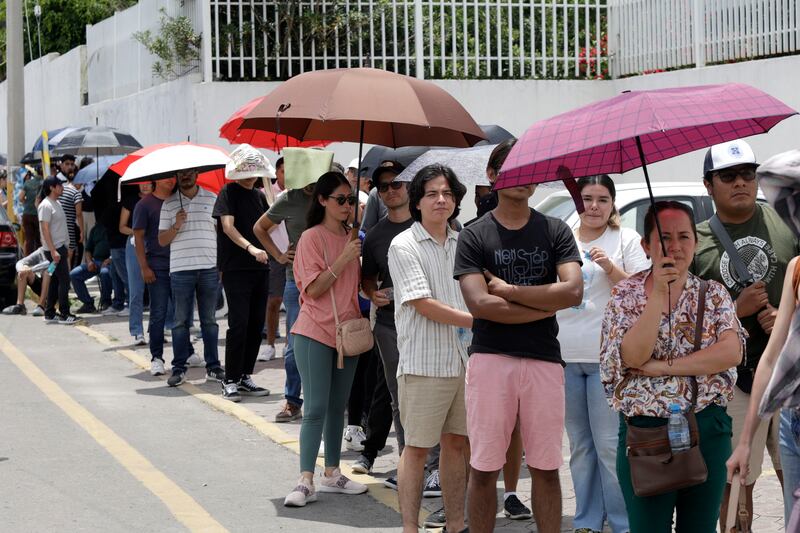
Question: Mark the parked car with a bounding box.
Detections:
[0,208,20,306]
[534,181,765,235]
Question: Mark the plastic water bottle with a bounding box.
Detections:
[668,404,691,453]
[457,327,472,347]
[47,261,57,275]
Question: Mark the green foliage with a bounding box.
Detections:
[133,7,201,80]
[0,0,138,81]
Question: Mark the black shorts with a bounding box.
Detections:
[268,259,286,298]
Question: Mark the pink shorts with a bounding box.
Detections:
[465,352,565,472]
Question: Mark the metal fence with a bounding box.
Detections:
[208,0,609,81]
[609,0,800,77]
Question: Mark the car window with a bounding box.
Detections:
[619,196,700,236]
[535,195,574,222]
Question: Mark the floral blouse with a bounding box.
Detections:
[600,271,746,418]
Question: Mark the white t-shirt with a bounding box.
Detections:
[557,226,650,363]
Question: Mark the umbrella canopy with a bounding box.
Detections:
[31,126,83,153]
[477,124,515,145]
[220,95,333,151]
[498,83,797,189]
[396,145,495,186]
[51,126,142,156]
[240,67,486,148]
[116,143,230,185]
[74,154,126,191]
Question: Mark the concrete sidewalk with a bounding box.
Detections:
[54,300,786,532]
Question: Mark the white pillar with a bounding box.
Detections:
[414,0,424,79]
[693,0,706,68]
[7,0,26,215]
[201,0,213,82]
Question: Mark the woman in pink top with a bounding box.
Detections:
[284,171,368,507]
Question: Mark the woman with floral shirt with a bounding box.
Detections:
[600,201,745,532]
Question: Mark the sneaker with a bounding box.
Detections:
[284,476,316,507]
[319,468,368,495]
[75,302,96,314]
[167,370,186,387]
[133,334,147,346]
[257,344,276,361]
[44,313,59,324]
[97,301,110,312]
[222,381,242,402]
[186,353,204,367]
[116,307,130,317]
[573,529,601,533]
[423,469,442,497]
[383,477,398,491]
[58,314,80,325]
[343,425,366,452]
[351,455,373,474]
[504,494,532,520]
[423,506,446,528]
[150,359,166,376]
[237,375,270,396]
[32,305,45,317]
[2,303,26,315]
[275,402,302,423]
[102,306,122,316]
[206,367,226,382]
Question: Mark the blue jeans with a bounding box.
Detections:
[780,408,800,523]
[283,278,302,407]
[125,239,144,336]
[70,261,112,306]
[565,363,629,533]
[109,247,127,310]
[147,270,171,362]
[170,268,220,372]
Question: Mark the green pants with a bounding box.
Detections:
[294,334,359,473]
[617,404,732,533]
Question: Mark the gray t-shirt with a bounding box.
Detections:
[37,197,69,251]
[361,188,388,232]
[266,189,312,281]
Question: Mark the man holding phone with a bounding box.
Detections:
[254,181,315,422]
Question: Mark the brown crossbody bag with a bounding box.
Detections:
[622,279,709,497]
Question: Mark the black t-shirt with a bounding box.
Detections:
[104,202,128,249]
[362,217,414,326]
[212,183,269,272]
[453,209,581,364]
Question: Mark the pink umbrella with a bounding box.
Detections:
[497,84,797,229]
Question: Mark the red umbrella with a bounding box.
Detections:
[220,96,332,152]
[497,83,797,238]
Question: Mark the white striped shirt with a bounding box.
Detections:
[388,221,469,378]
[158,188,218,273]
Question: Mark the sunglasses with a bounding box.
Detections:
[377,181,405,193]
[328,194,357,206]
[715,168,756,183]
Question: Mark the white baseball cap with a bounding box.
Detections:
[347,158,359,170]
[703,139,758,178]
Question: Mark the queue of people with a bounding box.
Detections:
[6,137,800,532]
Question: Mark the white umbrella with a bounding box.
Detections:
[395,145,496,186]
[119,144,230,185]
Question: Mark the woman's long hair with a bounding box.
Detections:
[306,171,351,229]
[576,174,621,229]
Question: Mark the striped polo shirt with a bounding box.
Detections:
[158,187,218,273]
[388,221,469,379]
[57,179,82,249]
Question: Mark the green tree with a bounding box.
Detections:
[0,0,137,81]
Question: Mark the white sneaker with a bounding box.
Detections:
[186,353,204,367]
[284,476,317,507]
[134,334,147,346]
[319,468,368,495]
[150,359,166,376]
[257,344,276,361]
[344,425,366,452]
[116,307,130,317]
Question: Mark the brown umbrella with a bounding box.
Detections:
[237,68,485,226]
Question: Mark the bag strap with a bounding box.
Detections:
[690,279,709,409]
[322,245,341,328]
[709,214,754,288]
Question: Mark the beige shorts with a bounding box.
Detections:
[729,388,782,485]
[398,371,468,448]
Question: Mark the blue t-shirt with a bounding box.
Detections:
[132,194,170,272]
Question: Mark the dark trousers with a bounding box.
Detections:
[222,270,269,383]
[348,348,374,426]
[44,246,70,318]
[361,353,395,461]
[22,214,40,255]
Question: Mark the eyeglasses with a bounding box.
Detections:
[377,181,405,193]
[328,194,357,206]
[715,168,756,183]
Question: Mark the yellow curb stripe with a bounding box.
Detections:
[0,333,228,533]
[75,326,426,524]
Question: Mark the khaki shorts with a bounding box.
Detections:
[729,387,782,485]
[398,371,467,448]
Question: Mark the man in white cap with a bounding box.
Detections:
[692,138,799,530]
[212,144,272,402]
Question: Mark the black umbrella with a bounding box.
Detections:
[51,126,142,156]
